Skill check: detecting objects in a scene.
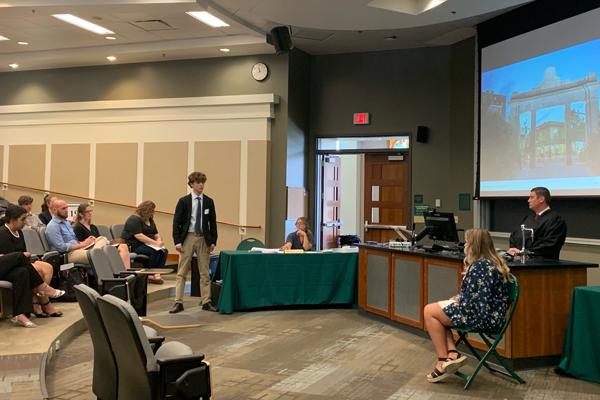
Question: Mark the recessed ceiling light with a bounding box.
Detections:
[0,35,9,41]
[384,35,397,41]
[9,63,18,69]
[186,11,229,28]
[17,41,29,45]
[53,14,114,35]
[219,48,230,52]
[105,36,116,40]
[106,55,117,62]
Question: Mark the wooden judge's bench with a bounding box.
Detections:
[358,243,598,367]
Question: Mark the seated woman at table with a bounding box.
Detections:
[0,205,64,319]
[423,228,511,383]
[121,200,165,284]
[73,203,130,269]
[280,217,313,251]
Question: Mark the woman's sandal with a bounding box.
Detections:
[443,349,467,374]
[427,357,450,383]
[41,301,63,317]
[11,316,37,328]
[32,301,49,318]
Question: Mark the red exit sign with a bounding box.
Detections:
[353,112,370,125]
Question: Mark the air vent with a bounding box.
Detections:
[130,19,174,31]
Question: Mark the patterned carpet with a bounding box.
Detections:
[45,298,600,400]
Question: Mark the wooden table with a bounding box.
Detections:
[358,244,597,366]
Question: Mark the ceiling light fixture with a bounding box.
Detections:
[186,11,229,28]
[9,63,18,69]
[17,41,29,45]
[52,14,114,35]
[219,48,230,52]
[105,36,116,40]
[384,35,397,41]
[106,55,117,62]
[0,35,9,41]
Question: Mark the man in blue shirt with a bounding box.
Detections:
[45,199,107,264]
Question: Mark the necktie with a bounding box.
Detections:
[195,197,203,234]
[534,214,540,221]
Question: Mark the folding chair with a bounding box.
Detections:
[453,273,526,389]
[236,238,265,251]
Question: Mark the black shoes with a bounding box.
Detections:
[201,302,218,312]
[169,302,184,314]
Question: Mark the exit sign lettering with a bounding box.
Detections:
[353,112,370,125]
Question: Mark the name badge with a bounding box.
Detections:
[204,208,210,215]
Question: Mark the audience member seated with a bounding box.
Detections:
[423,228,511,383]
[0,252,65,328]
[0,205,64,318]
[121,200,165,284]
[45,199,109,264]
[38,194,53,226]
[280,217,313,251]
[17,195,45,231]
[73,203,130,269]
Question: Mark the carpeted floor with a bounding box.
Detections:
[45,298,600,400]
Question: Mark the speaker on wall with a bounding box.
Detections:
[416,126,429,143]
[268,26,294,55]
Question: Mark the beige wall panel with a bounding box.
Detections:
[8,145,45,189]
[218,225,243,252]
[246,140,269,244]
[51,144,90,197]
[3,188,44,211]
[96,143,137,205]
[0,145,3,182]
[153,212,176,252]
[143,142,188,214]
[194,141,240,225]
[92,203,137,234]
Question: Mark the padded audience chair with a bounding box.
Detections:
[38,226,51,252]
[97,294,212,400]
[103,245,148,316]
[452,273,525,389]
[88,248,136,302]
[96,224,113,240]
[0,281,13,318]
[110,224,124,241]
[74,284,163,400]
[236,238,265,251]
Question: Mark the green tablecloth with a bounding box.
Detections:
[217,251,358,314]
[557,286,600,384]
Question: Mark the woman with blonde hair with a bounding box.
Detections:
[121,200,165,283]
[423,228,511,382]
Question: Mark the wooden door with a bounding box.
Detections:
[321,155,341,249]
[364,154,410,242]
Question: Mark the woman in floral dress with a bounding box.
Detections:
[423,228,511,382]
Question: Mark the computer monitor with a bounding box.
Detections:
[423,211,459,243]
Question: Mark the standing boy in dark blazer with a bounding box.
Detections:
[169,172,218,313]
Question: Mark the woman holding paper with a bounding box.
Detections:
[121,200,165,283]
[280,217,313,251]
[73,203,130,269]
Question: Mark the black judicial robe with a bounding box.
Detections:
[509,209,567,259]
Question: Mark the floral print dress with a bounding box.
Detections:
[442,258,510,333]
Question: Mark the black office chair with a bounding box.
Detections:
[97,294,212,400]
[74,284,164,400]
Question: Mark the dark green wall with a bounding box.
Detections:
[0,54,290,244]
[308,39,475,230]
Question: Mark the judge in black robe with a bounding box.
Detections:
[509,208,567,259]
